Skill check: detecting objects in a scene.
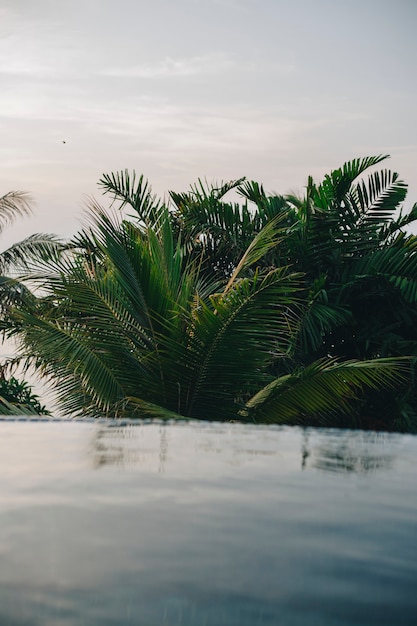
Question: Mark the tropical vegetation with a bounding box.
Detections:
[4,156,416,429]
[0,375,49,415]
[0,190,62,311]
[0,189,62,415]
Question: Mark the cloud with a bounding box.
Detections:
[0,58,53,77]
[0,29,60,78]
[100,53,237,79]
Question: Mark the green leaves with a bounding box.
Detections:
[245,358,409,426]
[222,213,288,294]
[0,191,32,233]
[0,189,65,356]
[0,375,49,416]
[99,170,163,228]
[185,267,303,419]
[7,161,415,427]
[354,169,408,222]
[7,198,304,419]
[0,234,63,274]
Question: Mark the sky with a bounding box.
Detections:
[1,0,417,251]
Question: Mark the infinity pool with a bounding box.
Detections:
[1,420,416,625]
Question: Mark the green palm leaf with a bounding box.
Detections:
[245,357,409,425]
[354,169,408,222]
[99,170,163,227]
[7,166,413,427]
[0,191,32,232]
[222,213,289,294]
[184,267,303,419]
[0,234,63,274]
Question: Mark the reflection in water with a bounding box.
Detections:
[0,421,417,626]
[302,430,395,474]
[90,421,397,476]
[91,424,169,472]
[301,430,310,470]
[90,421,289,473]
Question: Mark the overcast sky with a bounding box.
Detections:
[1,0,417,248]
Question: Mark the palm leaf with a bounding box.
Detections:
[354,169,408,222]
[244,357,409,425]
[171,177,245,207]
[12,310,125,413]
[0,395,40,416]
[386,202,417,235]
[99,170,163,227]
[184,267,303,419]
[0,191,32,233]
[0,234,63,274]
[312,155,389,211]
[222,213,289,295]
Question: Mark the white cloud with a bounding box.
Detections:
[100,53,296,80]
[101,53,237,79]
[0,28,66,78]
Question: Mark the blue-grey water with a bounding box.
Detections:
[1,420,416,625]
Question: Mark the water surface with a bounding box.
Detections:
[1,420,416,625]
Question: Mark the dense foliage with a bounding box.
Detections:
[164,155,417,430]
[4,156,414,428]
[0,375,49,415]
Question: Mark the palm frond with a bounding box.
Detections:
[0,395,40,416]
[0,234,63,274]
[386,202,417,235]
[0,276,37,317]
[237,180,267,204]
[222,213,288,295]
[244,357,409,425]
[340,155,389,181]
[122,396,188,420]
[12,309,126,412]
[0,191,33,233]
[297,300,352,355]
[98,170,162,226]
[172,177,245,205]
[312,155,390,211]
[349,233,417,303]
[354,169,407,222]
[184,267,303,419]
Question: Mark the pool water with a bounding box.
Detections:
[1,420,416,625]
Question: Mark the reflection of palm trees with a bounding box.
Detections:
[90,423,397,476]
[301,430,395,474]
[301,431,310,470]
[90,423,169,471]
[92,426,125,468]
[158,425,168,473]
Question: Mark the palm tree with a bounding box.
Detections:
[0,190,62,313]
[99,159,417,429]
[239,156,417,357]
[99,171,288,280]
[0,190,63,415]
[240,156,417,429]
[158,156,417,364]
[6,181,406,424]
